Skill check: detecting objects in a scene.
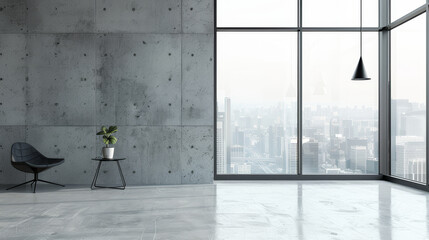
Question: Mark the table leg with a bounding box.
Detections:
[116,160,126,190]
[91,161,102,190]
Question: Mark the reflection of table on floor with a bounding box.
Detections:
[91,157,126,190]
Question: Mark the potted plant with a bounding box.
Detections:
[97,126,118,159]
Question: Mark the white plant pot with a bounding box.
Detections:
[102,147,115,159]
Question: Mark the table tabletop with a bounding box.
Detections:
[91,157,126,161]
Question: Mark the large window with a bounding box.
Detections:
[391,14,426,183]
[302,32,379,174]
[217,33,297,174]
[216,0,379,176]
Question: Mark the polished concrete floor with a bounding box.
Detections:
[0,181,428,240]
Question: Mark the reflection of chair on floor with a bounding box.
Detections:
[6,142,65,193]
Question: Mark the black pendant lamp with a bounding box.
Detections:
[352,0,371,80]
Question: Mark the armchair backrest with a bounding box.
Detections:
[11,142,44,163]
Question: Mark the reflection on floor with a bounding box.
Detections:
[0,181,427,239]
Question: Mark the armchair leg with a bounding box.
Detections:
[6,173,64,193]
[6,180,34,190]
[38,179,65,187]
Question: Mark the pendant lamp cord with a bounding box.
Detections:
[360,0,362,57]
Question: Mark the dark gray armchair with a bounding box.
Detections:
[7,142,65,193]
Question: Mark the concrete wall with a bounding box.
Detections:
[0,0,214,185]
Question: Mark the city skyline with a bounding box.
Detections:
[217,96,426,182]
[217,97,379,175]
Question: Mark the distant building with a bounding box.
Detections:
[237,164,251,174]
[342,120,353,139]
[346,138,367,170]
[288,139,298,174]
[303,138,319,174]
[231,145,244,158]
[216,97,232,174]
[350,145,367,173]
[330,117,340,151]
[408,158,426,182]
[329,117,341,164]
[288,138,319,174]
[268,125,284,158]
[233,127,245,146]
[224,98,232,173]
[366,157,378,174]
[394,136,425,180]
[372,129,379,162]
[216,113,226,174]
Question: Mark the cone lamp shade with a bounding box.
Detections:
[352,57,370,80]
[352,0,371,81]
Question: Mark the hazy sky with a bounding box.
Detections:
[217,32,296,107]
[217,0,427,109]
[217,0,379,27]
[391,0,427,21]
[391,13,426,103]
[217,32,379,108]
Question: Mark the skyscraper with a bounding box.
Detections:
[395,136,425,181]
[408,158,426,182]
[224,98,232,173]
[216,97,233,174]
[302,138,319,173]
[231,145,244,158]
[329,117,341,164]
[268,125,284,158]
[233,127,245,146]
[342,120,353,139]
[350,146,368,173]
[216,113,226,174]
[288,137,319,174]
[288,138,298,174]
[346,138,367,170]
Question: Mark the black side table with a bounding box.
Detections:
[91,157,126,190]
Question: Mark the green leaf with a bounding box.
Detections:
[99,126,117,146]
[108,136,118,145]
[107,126,118,134]
[102,136,109,145]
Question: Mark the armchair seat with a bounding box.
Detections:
[26,158,65,168]
[6,142,65,193]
